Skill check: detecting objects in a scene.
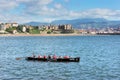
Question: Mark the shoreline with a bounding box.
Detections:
[0,33,96,37]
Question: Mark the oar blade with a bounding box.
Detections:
[16,57,22,60]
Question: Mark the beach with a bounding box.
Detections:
[0,33,95,37]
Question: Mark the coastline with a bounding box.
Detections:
[0,33,96,37]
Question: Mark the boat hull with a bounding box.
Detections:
[26,57,80,62]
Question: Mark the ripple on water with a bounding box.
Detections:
[0,36,120,80]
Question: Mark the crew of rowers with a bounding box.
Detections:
[32,54,70,59]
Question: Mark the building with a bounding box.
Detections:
[58,24,72,30]
[13,30,17,34]
[11,23,18,27]
[78,29,88,34]
[0,23,6,30]
[22,27,26,32]
[5,23,12,28]
[4,23,18,29]
[53,25,59,30]
[45,25,58,30]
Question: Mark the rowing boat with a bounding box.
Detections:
[26,57,80,62]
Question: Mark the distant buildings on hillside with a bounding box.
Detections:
[0,22,120,35]
[77,27,120,34]
[38,24,72,30]
[0,23,18,30]
[0,23,18,33]
[0,22,73,34]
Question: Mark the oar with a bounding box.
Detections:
[16,57,26,60]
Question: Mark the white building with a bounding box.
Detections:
[12,23,18,27]
[22,27,26,32]
[13,30,17,34]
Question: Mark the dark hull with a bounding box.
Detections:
[26,57,80,62]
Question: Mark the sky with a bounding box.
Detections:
[0,0,120,23]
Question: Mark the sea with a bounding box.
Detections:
[0,35,120,80]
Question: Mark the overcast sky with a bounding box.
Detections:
[0,0,120,23]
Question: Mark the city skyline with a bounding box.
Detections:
[0,0,120,23]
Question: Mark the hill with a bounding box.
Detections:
[25,21,48,26]
[24,18,120,29]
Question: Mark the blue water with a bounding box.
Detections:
[0,36,120,80]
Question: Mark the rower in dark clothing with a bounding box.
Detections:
[48,55,51,59]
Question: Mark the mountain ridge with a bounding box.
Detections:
[24,18,120,29]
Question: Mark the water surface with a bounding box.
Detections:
[0,35,120,80]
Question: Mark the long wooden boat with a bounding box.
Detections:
[26,57,80,62]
